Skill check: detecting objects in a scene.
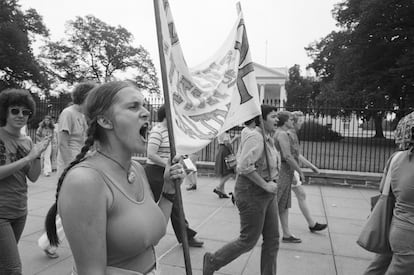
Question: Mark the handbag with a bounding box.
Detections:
[224,153,237,169]
[356,151,403,253]
[224,146,237,169]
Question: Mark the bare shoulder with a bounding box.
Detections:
[59,165,107,202]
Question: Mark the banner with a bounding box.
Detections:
[157,0,261,155]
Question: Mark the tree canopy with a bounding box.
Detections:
[40,15,159,93]
[285,64,318,111]
[307,0,414,109]
[306,0,414,137]
[0,0,50,91]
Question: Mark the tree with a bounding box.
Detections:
[40,15,159,93]
[306,0,414,138]
[0,0,50,91]
[285,64,318,110]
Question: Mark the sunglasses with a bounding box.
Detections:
[10,108,32,117]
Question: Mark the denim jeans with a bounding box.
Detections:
[210,176,280,275]
[363,217,414,275]
[0,215,27,275]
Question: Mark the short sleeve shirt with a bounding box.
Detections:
[146,123,170,165]
[236,127,280,181]
[0,128,33,218]
[57,105,87,170]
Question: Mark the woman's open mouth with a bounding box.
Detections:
[139,123,149,142]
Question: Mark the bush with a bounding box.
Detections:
[298,121,342,141]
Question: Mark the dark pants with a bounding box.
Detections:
[210,176,280,275]
[144,164,196,242]
[0,215,27,275]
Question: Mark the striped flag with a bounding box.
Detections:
[156,0,261,155]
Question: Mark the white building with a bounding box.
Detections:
[253,62,288,107]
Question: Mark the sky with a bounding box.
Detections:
[20,0,339,77]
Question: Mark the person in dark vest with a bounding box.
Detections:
[145,104,204,248]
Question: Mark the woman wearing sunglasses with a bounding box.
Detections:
[0,88,50,274]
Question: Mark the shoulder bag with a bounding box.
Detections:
[224,145,237,170]
[356,151,403,253]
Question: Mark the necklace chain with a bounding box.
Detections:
[97,151,136,184]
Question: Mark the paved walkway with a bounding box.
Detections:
[20,173,379,275]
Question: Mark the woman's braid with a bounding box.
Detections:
[45,119,98,246]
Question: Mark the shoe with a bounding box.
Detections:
[44,172,50,177]
[188,237,204,247]
[44,248,59,259]
[186,184,197,191]
[282,236,302,243]
[309,222,328,232]
[213,188,229,199]
[203,252,215,275]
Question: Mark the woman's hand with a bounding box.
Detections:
[299,172,306,183]
[163,155,185,194]
[263,181,278,194]
[27,136,51,161]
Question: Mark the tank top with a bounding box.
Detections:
[73,160,167,271]
[274,129,300,163]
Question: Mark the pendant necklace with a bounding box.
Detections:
[97,151,136,184]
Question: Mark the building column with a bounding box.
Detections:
[280,84,287,107]
[259,84,265,103]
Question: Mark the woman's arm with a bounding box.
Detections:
[278,132,305,182]
[238,131,277,193]
[0,156,36,180]
[0,137,49,181]
[27,137,50,182]
[244,170,278,194]
[156,157,185,221]
[35,127,42,143]
[58,168,109,275]
[299,154,320,173]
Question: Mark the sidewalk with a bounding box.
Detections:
[20,173,379,275]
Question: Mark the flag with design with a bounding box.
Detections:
[156,0,261,154]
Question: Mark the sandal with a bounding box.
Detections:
[213,188,229,199]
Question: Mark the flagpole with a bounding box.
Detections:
[236,2,273,178]
[153,0,193,274]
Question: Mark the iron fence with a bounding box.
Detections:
[27,96,408,173]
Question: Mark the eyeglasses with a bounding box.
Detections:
[10,107,32,117]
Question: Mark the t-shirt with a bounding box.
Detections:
[56,105,87,173]
[390,151,414,227]
[0,128,33,218]
[146,123,170,165]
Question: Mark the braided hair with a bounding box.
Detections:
[45,81,136,246]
